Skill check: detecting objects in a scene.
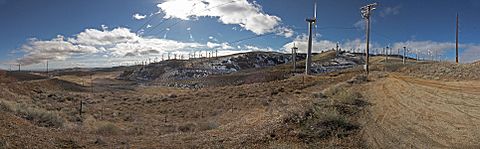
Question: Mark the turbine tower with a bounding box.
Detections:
[46,59,49,76]
[305,0,317,75]
[292,43,298,73]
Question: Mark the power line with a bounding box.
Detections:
[229,32,277,44]
[143,19,172,35]
[227,26,363,45]
[135,13,161,33]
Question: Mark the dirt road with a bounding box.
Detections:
[363,74,480,149]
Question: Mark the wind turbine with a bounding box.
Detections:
[305,0,317,75]
[292,43,298,73]
[46,59,49,77]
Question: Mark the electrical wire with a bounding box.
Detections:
[134,13,161,33]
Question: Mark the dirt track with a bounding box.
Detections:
[363,74,480,148]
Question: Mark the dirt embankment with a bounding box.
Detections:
[361,73,480,148]
[401,62,480,81]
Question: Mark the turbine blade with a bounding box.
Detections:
[314,0,317,19]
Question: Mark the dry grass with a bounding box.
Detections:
[0,100,64,128]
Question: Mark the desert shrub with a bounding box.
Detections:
[323,85,344,97]
[0,100,13,112]
[197,121,219,131]
[299,108,359,142]
[95,122,120,135]
[1,101,65,128]
[332,89,362,106]
[317,110,359,137]
[347,74,368,84]
[0,139,7,149]
[323,86,365,106]
[385,63,407,72]
[312,92,327,99]
[268,142,297,149]
[177,122,196,132]
[13,104,65,128]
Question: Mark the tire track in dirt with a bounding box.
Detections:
[363,74,480,149]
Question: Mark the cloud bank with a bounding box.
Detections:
[156,0,292,37]
[14,26,275,66]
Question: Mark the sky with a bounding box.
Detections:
[1,0,480,70]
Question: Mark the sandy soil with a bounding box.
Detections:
[362,73,480,149]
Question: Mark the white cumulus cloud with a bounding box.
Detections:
[156,0,292,37]
[133,13,147,20]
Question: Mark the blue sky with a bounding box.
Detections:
[1,0,480,70]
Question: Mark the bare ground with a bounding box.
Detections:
[361,73,480,149]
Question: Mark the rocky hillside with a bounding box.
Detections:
[115,50,367,89]
[310,52,364,73]
[118,52,306,82]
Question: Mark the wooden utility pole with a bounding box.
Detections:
[456,13,459,64]
[361,3,377,75]
[403,47,407,64]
